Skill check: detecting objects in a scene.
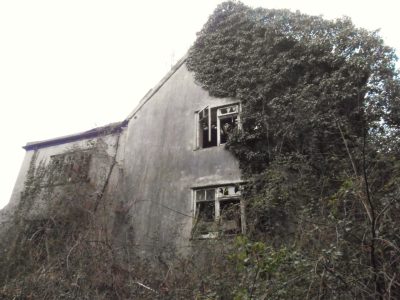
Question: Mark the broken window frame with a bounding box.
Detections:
[192,184,245,239]
[196,103,240,149]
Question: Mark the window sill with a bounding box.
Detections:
[191,232,241,240]
[193,144,227,151]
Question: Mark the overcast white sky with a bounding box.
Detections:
[1,0,399,209]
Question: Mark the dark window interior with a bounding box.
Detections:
[196,189,216,223]
[196,201,215,222]
[220,115,238,144]
[220,199,241,234]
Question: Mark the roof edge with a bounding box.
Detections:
[125,53,188,121]
[22,53,188,151]
[23,120,128,151]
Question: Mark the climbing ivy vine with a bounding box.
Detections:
[188,1,400,298]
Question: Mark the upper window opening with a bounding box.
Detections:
[197,104,239,149]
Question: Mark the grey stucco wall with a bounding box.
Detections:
[120,63,241,257]
[1,62,242,260]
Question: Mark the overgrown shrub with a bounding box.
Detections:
[188,1,400,298]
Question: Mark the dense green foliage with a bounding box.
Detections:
[1,2,400,299]
[188,1,400,298]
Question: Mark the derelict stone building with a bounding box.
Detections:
[0,56,245,257]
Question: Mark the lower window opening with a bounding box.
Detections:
[192,184,244,239]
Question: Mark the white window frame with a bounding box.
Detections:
[192,184,246,239]
[195,103,240,149]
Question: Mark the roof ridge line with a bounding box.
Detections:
[22,53,188,151]
[124,53,188,121]
[23,121,127,151]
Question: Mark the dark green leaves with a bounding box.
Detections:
[188,2,400,298]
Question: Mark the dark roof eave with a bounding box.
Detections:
[23,120,128,151]
[23,54,188,152]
